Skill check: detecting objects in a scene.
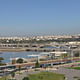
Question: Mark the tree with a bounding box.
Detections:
[35,60,39,68]
[0,57,5,66]
[0,57,4,63]
[11,72,15,79]
[18,66,21,74]
[22,77,29,80]
[16,58,23,63]
[61,53,68,59]
[74,53,80,57]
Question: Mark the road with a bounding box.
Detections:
[15,67,80,80]
[7,62,80,80]
[50,67,80,80]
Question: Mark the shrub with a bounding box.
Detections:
[11,72,15,79]
[35,60,39,68]
[16,58,23,63]
[22,77,29,80]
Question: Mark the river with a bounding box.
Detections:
[0,52,40,63]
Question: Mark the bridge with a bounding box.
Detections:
[0,43,80,53]
[0,43,79,48]
[0,43,79,52]
[13,57,80,68]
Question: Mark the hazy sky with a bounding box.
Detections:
[0,0,80,36]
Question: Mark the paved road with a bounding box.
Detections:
[8,71,27,80]
[8,70,41,80]
[13,68,80,80]
[8,66,80,80]
[50,67,80,80]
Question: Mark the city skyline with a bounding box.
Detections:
[0,0,80,36]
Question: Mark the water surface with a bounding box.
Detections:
[0,52,40,63]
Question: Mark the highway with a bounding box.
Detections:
[14,57,80,68]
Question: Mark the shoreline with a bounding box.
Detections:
[0,48,27,52]
[0,48,54,52]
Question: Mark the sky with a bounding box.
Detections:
[0,0,80,36]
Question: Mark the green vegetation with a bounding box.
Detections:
[0,37,80,44]
[0,72,65,80]
[0,76,16,80]
[77,64,80,66]
[39,59,45,61]
[11,72,15,79]
[74,53,80,57]
[68,67,80,70]
[22,77,29,80]
[61,53,68,59]
[0,76,6,80]
[18,66,22,74]
[35,60,39,68]
[28,72,65,80]
[73,76,80,80]
[0,57,6,66]
[75,60,80,62]
[16,58,23,64]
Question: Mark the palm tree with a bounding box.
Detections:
[18,66,21,74]
[11,72,15,80]
[35,60,39,68]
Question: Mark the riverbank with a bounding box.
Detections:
[0,48,26,52]
[0,47,54,52]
